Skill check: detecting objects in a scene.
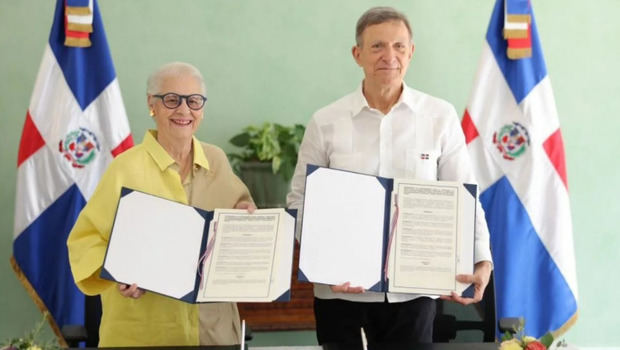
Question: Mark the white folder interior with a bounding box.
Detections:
[299,167,386,289]
[103,191,205,300]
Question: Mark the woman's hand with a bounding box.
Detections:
[118,283,145,299]
[235,201,257,213]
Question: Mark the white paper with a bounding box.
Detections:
[387,179,476,296]
[456,185,475,294]
[298,167,386,290]
[388,180,460,295]
[198,208,295,302]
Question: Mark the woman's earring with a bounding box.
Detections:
[149,110,155,117]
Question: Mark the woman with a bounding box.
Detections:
[67,62,254,346]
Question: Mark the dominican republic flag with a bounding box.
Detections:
[462,0,578,338]
[12,0,133,344]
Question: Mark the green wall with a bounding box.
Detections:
[1,1,619,347]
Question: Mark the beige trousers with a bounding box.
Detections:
[198,302,242,345]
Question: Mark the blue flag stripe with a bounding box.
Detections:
[481,177,577,338]
[13,185,86,327]
[48,0,116,111]
[485,0,547,104]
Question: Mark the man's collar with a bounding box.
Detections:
[399,82,417,112]
[350,81,416,117]
[351,83,370,117]
[143,130,210,172]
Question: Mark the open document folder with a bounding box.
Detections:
[101,187,296,303]
[298,165,477,296]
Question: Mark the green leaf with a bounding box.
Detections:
[539,332,554,348]
[279,161,295,182]
[272,156,281,173]
[229,132,250,147]
[500,332,514,342]
[274,123,287,134]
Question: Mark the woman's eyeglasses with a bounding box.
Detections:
[153,93,207,110]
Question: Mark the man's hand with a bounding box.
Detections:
[440,260,492,305]
[235,201,257,213]
[330,281,365,294]
[118,283,145,299]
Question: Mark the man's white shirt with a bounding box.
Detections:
[287,83,492,302]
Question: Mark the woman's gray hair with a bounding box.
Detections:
[146,62,207,95]
[355,7,413,46]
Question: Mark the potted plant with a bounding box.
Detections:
[228,122,305,208]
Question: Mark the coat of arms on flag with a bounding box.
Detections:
[492,122,531,160]
[11,0,133,345]
[462,0,578,339]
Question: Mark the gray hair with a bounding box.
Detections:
[355,7,413,46]
[146,62,207,95]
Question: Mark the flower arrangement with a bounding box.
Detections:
[499,319,566,350]
[1,313,60,350]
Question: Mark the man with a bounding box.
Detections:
[287,7,493,345]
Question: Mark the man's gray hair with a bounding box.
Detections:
[355,7,413,46]
[146,61,206,95]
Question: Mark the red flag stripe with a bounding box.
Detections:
[543,128,568,190]
[110,134,134,158]
[461,109,479,145]
[17,111,46,167]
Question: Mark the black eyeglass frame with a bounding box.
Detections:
[153,93,207,110]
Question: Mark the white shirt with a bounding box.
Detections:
[287,83,492,303]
